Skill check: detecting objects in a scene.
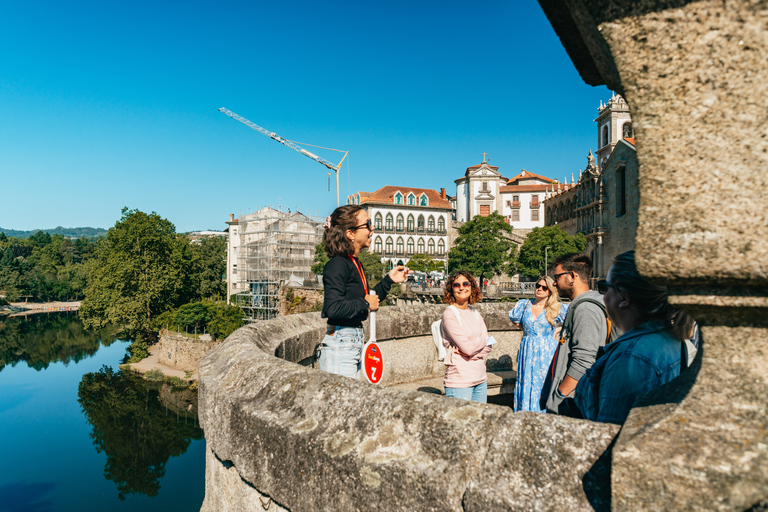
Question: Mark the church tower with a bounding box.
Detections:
[594,92,632,171]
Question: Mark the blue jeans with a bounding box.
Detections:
[318,326,364,379]
[444,381,488,403]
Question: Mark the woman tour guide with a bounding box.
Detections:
[319,205,410,379]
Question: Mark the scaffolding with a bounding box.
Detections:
[233,207,323,322]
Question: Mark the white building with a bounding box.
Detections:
[595,92,633,170]
[454,156,556,233]
[348,186,453,269]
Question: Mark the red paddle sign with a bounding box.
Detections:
[362,341,384,384]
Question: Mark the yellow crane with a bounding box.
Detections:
[219,108,348,207]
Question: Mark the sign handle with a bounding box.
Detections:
[369,291,376,343]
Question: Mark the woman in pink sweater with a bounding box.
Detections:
[441,270,492,403]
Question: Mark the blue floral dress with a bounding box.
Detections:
[509,300,568,412]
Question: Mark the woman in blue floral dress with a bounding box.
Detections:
[509,276,567,412]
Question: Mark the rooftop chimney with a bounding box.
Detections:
[229,213,234,222]
[440,188,447,200]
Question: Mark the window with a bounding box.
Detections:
[374,213,383,230]
[616,166,627,216]
[512,210,520,222]
[374,237,382,253]
[437,217,445,232]
[407,238,414,254]
[622,122,633,139]
[394,192,403,205]
[428,239,435,254]
[417,238,425,253]
[531,194,539,205]
[417,215,425,231]
[437,239,445,255]
[480,205,490,216]
[385,237,393,254]
[407,193,416,206]
[396,237,404,254]
[427,216,435,231]
[602,125,609,147]
[385,213,393,230]
[396,214,404,230]
[512,195,519,202]
[532,210,539,221]
[407,215,414,232]
[420,194,428,206]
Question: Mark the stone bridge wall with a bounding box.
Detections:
[199,303,621,511]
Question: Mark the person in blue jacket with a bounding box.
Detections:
[318,205,410,379]
[575,250,695,425]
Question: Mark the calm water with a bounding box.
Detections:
[0,313,205,512]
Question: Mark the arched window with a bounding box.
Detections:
[394,192,403,205]
[417,238,425,254]
[396,214,404,231]
[417,215,425,231]
[396,237,404,255]
[385,213,393,230]
[374,237,382,254]
[622,122,633,139]
[407,237,415,254]
[427,215,435,232]
[407,214,415,232]
[385,237,393,254]
[407,193,416,206]
[427,239,435,254]
[437,239,445,255]
[374,212,383,230]
[602,125,609,147]
[437,216,445,232]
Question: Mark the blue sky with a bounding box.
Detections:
[0,0,610,232]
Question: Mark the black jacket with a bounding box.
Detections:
[321,255,394,327]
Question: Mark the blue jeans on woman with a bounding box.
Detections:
[318,325,364,379]
[444,381,488,403]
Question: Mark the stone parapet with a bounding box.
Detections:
[199,304,619,511]
[157,332,220,373]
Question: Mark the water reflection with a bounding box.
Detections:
[0,313,117,372]
[78,366,203,501]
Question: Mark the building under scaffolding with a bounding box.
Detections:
[226,207,323,322]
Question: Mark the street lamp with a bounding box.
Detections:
[545,246,552,275]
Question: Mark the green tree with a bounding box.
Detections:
[407,254,445,273]
[193,237,226,299]
[515,225,587,279]
[311,242,329,275]
[207,303,245,340]
[80,208,194,341]
[447,212,515,291]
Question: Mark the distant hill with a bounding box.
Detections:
[0,226,108,239]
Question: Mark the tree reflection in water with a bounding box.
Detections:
[78,366,203,500]
[0,313,117,372]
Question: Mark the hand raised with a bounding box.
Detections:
[388,265,413,283]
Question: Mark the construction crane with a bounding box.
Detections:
[219,108,348,207]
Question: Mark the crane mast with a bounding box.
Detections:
[219,107,347,206]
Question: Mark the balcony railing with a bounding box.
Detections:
[437,228,446,235]
[396,227,405,233]
[511,201,521,208]
[427,227,435,234]
[384,225,394,233]
[530,202,540,209]
[384,250,393,256]
[417,227,425,233]
[407,226,415,233]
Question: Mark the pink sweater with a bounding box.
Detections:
[441,306,491,388]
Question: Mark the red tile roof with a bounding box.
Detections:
[506,170,557,185]
[623,137,636,146]
[361,185,453,209]
[464,163,500,177]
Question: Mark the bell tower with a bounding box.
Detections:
[594,92,632,171]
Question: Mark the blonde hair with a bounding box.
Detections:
[536,276,561,326]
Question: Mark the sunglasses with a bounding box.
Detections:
[553,271,571,280]
[596,280,615,294]
[535,283,548,290]
[452,281,471,289]
[351,219,372,231]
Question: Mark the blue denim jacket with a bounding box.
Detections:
[575,320,681,425]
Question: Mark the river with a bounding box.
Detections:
[0,312,205,511]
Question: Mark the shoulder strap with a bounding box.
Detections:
[563,297,613,344]
[449,305,463,326]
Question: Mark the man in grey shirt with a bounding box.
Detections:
[542,253,615,415]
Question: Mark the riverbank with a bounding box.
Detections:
[1,301,81,317]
